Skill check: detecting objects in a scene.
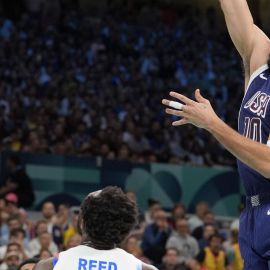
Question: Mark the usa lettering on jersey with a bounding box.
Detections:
[242,91,270,142]
[244,91,270,118]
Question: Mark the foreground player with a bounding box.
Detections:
[34,187,158,270]
[163,0,270,270]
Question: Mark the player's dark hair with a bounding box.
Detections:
[80,186,138,249]
[18,258,40,270]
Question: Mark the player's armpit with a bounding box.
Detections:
[142,262,159,270]
[33,258,54,270]
[267,135,270,148]
[249,26,270,76]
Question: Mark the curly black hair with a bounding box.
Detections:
[80,186,138,249]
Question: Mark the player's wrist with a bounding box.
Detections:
[206,116,223,134]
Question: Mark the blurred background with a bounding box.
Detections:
[0,0,269,269]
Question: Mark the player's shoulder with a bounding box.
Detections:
[142,262,159,270]
[33,258,54,270]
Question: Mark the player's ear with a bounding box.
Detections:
[77,212,83,236]
[195,89,208,104]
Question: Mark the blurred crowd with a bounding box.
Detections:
[0,2,246,167]
[0,190,242,270]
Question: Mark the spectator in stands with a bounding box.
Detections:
[159,248,190,270]
[230,202,245,231]
[27,220,58,257]
[169,203,186,229]
[124,236,141,255]
[224,230,243,270]
[186,260,207,270]
[8,229,29,259]
[188,202,209,233]
[0,242,24,262]
[141,209,172,265]
[4,194,19,216]
[0,5,240,166]
[166,218,199,263]
[0,156,34,208]
[198,224,217,251]
[38,232,56,255]
[38,249,52,260]
[41,202,55,229]
[126,191,145,225]
[54,204,69,230]
[63,208,80,247]
[1,215,22,245]
[123,236,151,264]
[65,233,82,250]
[197,234,229,270]
[0,251,22,270]
[144,199,161,225]
[40,201,62,245]
[192,211,216,241]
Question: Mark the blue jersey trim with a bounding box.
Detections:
[52,258,58,268]
[136,261,142,270]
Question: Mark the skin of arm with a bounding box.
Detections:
[219,0,254,59]
[162,90,270,179]
[219,0,270,85]
[142,262,159,270]
[33,258,54,270]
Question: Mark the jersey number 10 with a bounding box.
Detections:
[243,117,262,143]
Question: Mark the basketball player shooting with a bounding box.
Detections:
[163,0,270,269]
[34,187,158,270]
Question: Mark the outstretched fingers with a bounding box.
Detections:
[170,91,196,106]
[162,99,184,110]
[194,89,209,104]
[165,108,189,118]
[172,118,190,126]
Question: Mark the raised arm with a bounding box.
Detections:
[220,0,270,78]
[220,0,255,59]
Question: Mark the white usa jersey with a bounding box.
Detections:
[53,245,142,270]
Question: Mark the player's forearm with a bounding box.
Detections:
[219,0,254,58]
[208,118,270,178]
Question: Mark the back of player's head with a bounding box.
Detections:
[80,186,138,248]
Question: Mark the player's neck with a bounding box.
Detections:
[82,239,116,250]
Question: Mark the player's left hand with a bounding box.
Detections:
[162,89,220,130]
